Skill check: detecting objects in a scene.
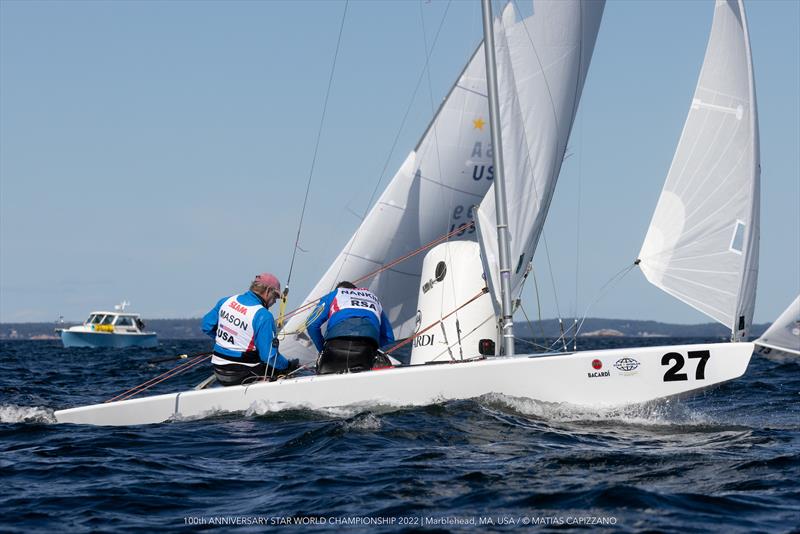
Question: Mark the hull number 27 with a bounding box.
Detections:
[661,350,711,382]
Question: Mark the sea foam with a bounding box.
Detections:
[0,404,56,424]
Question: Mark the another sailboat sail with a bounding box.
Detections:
[476,0,604,309]
[755,295,800,356]
[639,0,760,340]
[281,46,496,361]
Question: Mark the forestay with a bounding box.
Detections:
[476,0,604,309]
[281,39,496,362]
[756,295,800,356]
[639,0,760,340]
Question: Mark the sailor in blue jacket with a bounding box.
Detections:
[307,281,395,374]
[202,272,299,386]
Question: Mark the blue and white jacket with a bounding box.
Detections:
[202,290,288,370]
[307,287,395,353]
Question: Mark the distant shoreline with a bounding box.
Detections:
[0,318,768,341]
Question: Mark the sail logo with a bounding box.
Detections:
[472,165,494,181]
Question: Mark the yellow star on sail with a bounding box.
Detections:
[472,118,485,130]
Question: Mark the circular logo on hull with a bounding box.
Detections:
[592,359,602,370]
[613,357,640,372]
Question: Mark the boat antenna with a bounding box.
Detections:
[481,0,515,356]
[282,0,350,325]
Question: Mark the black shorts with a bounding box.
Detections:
[317,337,377,375]
[213,362,285,387]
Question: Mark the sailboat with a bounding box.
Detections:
[755,295,800,358]
[54,0,758,426]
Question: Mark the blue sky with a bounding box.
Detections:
[1,0,797,325]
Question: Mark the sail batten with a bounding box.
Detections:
[639,0,759,340]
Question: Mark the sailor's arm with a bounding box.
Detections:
[379,310,395,347]
[200,297,226,338]
[306,293,333,352]
[254,310,289,370]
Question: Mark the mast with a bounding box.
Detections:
[480,0,514,356]
[732,0,760,342]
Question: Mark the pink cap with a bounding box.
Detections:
[254,272,281,291]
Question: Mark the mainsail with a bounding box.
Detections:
[282,1,606,362]
[639,0,760,340]
[755,295,800,356]
[476,0,604,308]
[280,43,495,361]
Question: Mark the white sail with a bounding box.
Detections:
[476,0,604,308]
[755,295,800,356]
[639,0,760,340]
[281,45,496,362]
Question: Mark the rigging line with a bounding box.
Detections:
[426,312,494,363]
[331,0,453,288]
[286,0,349,290]
[540,231,564,322]
[574,88,584,350]
[281,221,475,329]
[531,266,546,341]
[513,332,565,353]
[571,262,637,343]
[573,1,587,327]
[419,0,455,330]
[418,0,448,238]
[106,353,209,402]
[106,353,212,403]
[513,336,556,352]
[384,287,488,355]
[116,355,213,402]
[367,0,453,213]
[517,301,548,352]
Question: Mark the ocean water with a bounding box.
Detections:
[1,338,798,532]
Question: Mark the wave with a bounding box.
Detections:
[478,392,723,428]
[0,404,56,424]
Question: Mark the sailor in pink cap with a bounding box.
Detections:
[201,272,299,386]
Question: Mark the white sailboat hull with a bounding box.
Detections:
[54,342,753,426]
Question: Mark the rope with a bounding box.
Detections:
[518,303,551,352]
[514,335,564,353]
[285,0,349,292]
[425,312,494,363]
[280,221,476,332]
[106,353,212,403]
[570,262,638,344]
[383,287,488,356]
[331,0,453,288]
